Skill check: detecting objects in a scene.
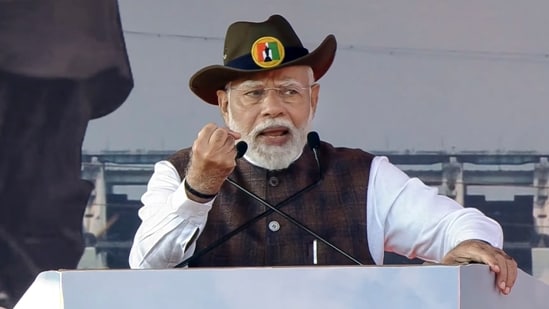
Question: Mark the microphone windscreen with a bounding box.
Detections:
[235,141,248,159]
[307,131,320,150]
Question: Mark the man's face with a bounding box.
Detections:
[217,65,319,170]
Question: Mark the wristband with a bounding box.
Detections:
[184,180,217,199]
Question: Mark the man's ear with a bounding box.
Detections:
[217,90,229,122]
[310,83,320,116]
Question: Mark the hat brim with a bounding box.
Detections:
[189,34,337,105]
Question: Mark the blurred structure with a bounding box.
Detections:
[79,159,141,270]
[533,158,549,245]
[0,1,133,307]
[78,150,549,285]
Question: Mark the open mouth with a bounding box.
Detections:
[256,126,291,145]
[258,126,290,137]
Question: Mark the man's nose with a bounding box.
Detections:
[260,89,285,117]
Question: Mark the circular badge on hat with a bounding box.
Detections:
[251,36,285,68]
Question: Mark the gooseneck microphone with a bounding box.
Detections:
[226,132,361,265]
[307,131,320,153]
[225,176,362,265]
[307,131,321,175]
[175,131,362,267]
[235,141,248,159]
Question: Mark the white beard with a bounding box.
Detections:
[227,117,310,171]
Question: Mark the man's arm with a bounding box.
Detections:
[129,124,241,268]
[128,161,212,268]
[366,156,517,294]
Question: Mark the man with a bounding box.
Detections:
[129,14,517,295]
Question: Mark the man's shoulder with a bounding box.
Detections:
[317,141,376,181]
[319,141,376,160]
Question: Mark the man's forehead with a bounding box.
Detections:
[231,66,311,86]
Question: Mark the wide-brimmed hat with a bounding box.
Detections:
[189,14,337,105]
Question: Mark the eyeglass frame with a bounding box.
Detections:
[226,82,318,106]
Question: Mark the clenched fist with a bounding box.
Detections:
[184,123,241,201]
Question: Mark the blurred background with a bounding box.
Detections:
[77,0,549,285]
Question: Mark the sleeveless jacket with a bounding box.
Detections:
[169,141,375,266]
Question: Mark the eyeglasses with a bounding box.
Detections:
[229,84,315,106]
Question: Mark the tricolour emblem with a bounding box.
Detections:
[251,36,285,68]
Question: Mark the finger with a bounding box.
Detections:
[475,247,506,293]
[226,129,241,140]
[192,125,233,167]
[222,134,238,152]
[207,132,235,159]
[492,253,509,294]
[490,249,518,295]
[504,256,518,294]
[456,242,507,293]
[445,240,518,295]
[195,123,220,150]
[213,130,239,157]
[197,123,218,141]
[209,127,233,146]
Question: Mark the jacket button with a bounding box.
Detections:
[268,220,280,232]
[268,176,279,187]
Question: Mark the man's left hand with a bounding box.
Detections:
[441,239,517,295]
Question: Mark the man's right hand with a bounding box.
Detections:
[184,123,241,202]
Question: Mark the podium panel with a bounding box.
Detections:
[14,264,549,309]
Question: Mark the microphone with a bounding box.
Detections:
[235,141,247,159]
[175,131,362,267]
[307,131,321,175]
[307,131,320,149]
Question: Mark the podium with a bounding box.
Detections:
[14,264,549,308]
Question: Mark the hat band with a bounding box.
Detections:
[226,46,309,70]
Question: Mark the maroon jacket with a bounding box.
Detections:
[169,141,375,266]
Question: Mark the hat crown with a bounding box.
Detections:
[223,15,304,65]
[189,14,336,105]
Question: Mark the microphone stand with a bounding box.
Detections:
[175,173,322,268]
[225,178,363,265]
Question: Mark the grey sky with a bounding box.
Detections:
[83,0,549,152]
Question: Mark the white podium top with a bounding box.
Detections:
[15,264,549,309]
